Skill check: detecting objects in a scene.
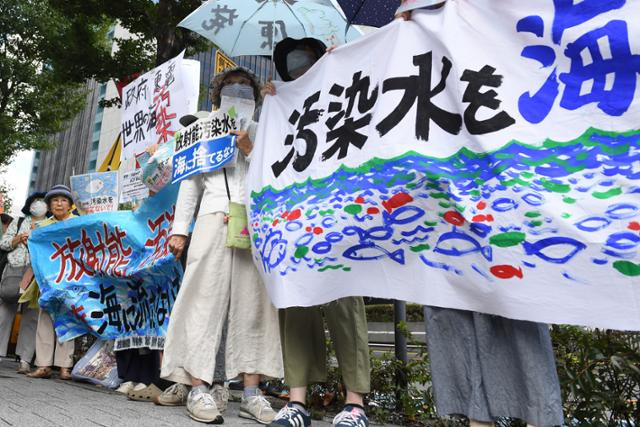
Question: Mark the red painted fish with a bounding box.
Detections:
[490,265,524,279]
[382,192,413,213]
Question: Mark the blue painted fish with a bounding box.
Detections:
[433,231,493,261]
[522,236,586,264]
[343,242,405,265]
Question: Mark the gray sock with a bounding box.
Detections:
[243,385,260,397]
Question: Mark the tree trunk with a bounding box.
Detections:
[155,0,184,66]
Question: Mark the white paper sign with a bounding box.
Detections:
[120,170,150,203]
[248,1,640,330]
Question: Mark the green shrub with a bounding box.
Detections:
[551,326,640,426]
[365,304,425,322]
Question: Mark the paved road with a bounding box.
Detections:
[0,359,335,427]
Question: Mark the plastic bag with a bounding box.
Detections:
[141,142,174,193]
[226,201,251,249]
[71,339,122,389]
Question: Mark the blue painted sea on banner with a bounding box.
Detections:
[250,129,640,281]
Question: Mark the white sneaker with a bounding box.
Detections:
[17,360,31,374]
[210,383,230,413]
[116,381,137,394]
[155,383,190,406]
[239,394,277,424]
[187,388,223,424]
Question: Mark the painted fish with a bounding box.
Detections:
[574,216,611,232]
[382,192,413,213]
[522,236,586,264]
[433,231,493,261]
[490,265,524,279]
[491,197,519,212]
[343,242,405,264]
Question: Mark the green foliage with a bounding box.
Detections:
[0,0,87,166]
[366,303,425,322]
[552,326,640,426]
[0,180,13,213]
[303,322,640,426]
[49,0,213,82]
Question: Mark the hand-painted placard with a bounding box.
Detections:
[28,185,182,349]
[248,1,640,331]
[171,110,238,183]
[120,52,200,160]
[71,172,119,215]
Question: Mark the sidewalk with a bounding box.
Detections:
[0,359,335,427]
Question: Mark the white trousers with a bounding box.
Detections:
[161,213,283,385]
[35,310,75,368]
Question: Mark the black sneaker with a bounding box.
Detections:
[332,405,369,427]
[269,402,311,427]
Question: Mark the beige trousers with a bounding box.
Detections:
[35,310,75,368]
[161,213,283,385]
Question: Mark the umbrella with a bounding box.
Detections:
[178,0,362,57]
[336,0,444,27]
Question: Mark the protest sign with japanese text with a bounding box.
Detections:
[29,185,182,349]
[120,169,149,203]
[71,172,119,215]
[171,110,238,183]
[249,1,640,330]
[121,52,200,160]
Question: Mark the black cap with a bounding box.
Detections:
[274,37,327,82]
[21,191,47,216]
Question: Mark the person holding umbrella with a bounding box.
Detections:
[396,7,563,427]
[161,67,283,425]
[263,38,372,427]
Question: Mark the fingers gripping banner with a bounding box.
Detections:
[28,186,182,350]
[248,0,640,330]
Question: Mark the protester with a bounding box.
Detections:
[396,7,564,427]
[0,193,47,374]
[161,67,283,424]
[264,38,372,427]
[25,185,77,380]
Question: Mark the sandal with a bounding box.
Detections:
[26,367,52,379]
[127,383,163,402]
[59,368,72,380]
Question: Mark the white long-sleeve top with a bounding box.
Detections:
[171,122,257,237]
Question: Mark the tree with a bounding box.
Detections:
[0,0,88,167]
[49,0,212,87]
[0,0,211,167]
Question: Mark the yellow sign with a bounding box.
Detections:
[98,134,122,172]
[215,50,237,74]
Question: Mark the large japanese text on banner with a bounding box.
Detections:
[28,186,182,350]
[248,0,640,331]
[120,52,200,160]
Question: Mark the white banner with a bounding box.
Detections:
[249,0,640,330]
[120,52,200,160]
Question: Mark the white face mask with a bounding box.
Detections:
[29,200,47,218]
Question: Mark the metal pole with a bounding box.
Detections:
[394,300,408,408]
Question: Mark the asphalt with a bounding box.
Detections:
[0,359,336,427]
